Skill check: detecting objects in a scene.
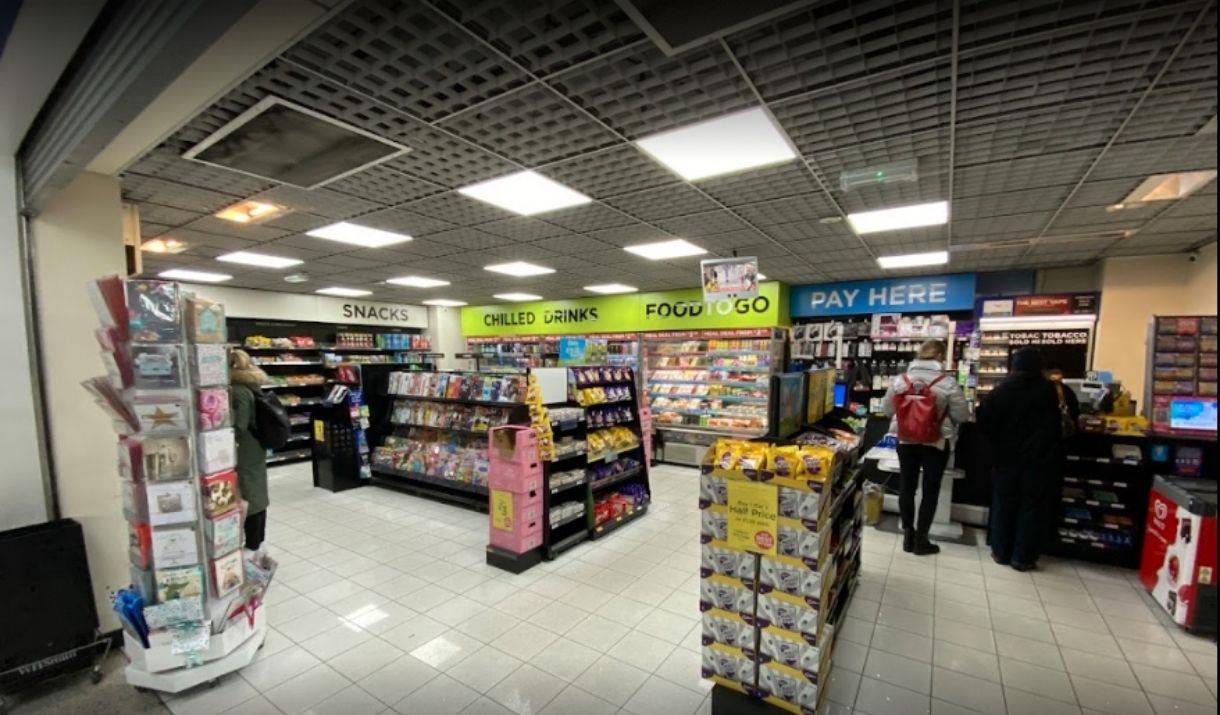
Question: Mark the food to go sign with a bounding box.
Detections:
[461,282,787,336]
[790,274,976,318]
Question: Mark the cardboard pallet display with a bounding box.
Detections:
[699,435,862,715]
[84,276,271,693]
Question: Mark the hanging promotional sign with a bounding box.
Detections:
[701,256,760,301]
[979,293,1099,318]
[789,274,976,318]
[460,282,787,336]
[557,337,589,365]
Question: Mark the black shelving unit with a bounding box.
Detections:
[541,367,653,559]
[366,370,532,511]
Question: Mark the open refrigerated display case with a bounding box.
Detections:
[643,328,785,466]
[465,334,640,373]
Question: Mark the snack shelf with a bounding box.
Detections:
[255,360,323,366]
[1064,475,1135,489]
[657,424,767,436]
[389,394,525,408]
[588,442,642,463]
[283,399,324,408]
[646,391,767,403]
[648,379,769,387]
[549,509,587,531]
[590,466,644,492]
[261,382,325,390]
[267,448,311,464]
[1061,496,1129,511]
[389,422,496,438]
[592,503,648,538]
[371,467,488,496]
[549,478,587,496]
[1061,516,1133,532]
[547,529,589,558]
[1056,534,1132,551]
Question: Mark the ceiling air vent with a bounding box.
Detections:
[182,96,410,189]
[615,0,807,55]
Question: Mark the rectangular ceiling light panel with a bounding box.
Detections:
[1121,171,1217,204]
[316,287,372,297]
[623,238,707,260]
[217,251,303,268]
[494,293,543,302]
[585,283,638,294]
[847,201,949,234]
[635,108,798,181]
[159,269,232,283]
[484,261,555,277]
[386,276,450,288]
[458,170,591,216]
[306,222,412,248]
[183,96,410,189]
[877,251,950,269]
[423,299,468,307]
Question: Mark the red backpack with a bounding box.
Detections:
[895,374,947,443]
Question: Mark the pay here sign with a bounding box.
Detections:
[790,273,976,318]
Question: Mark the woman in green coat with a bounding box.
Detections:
[230,349,270,550]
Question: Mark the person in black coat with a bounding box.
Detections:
[976,348,1063,571]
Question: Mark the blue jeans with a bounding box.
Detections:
[990,465,1048,565]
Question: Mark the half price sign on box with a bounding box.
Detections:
[726,480,778,556]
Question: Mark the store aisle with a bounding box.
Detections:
[158,464,1217,715]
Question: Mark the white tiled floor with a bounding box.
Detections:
[161,463,1218,715]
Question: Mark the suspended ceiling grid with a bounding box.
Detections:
[124,0,1218,302]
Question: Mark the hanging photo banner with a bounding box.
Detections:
[701,256,760,301]
[790,274,976,318]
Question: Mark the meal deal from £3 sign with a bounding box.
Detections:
[726,479,778,556]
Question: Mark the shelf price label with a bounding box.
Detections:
[726,480,778,556]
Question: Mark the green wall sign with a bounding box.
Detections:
[460,282,789,337]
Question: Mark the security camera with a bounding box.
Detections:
[1188,251,1200,262]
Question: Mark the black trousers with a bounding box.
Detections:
[245,510,267,550]
[990,465,1047,566]
[896,444,949,536]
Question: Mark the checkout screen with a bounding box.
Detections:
[1169,398,1218,431]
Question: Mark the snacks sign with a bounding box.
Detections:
[726,480,778,556]
[461,282,787,336]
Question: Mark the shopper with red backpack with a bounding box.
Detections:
[882,340,972,556]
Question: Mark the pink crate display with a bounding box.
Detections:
[490,489,543,532]
[487,425,541,471]
[489,467,543,495]
[489,527,543,553]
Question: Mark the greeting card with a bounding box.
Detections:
[193,344,229,387]
[135,399,189,433]
[204,511,242,557]
[127,280,182,343]
[197,387,231,430]
[140,435,192,481]
[89,275,128,339]
[118,436,141,481]
[186,297,227,343]
[145,481,197,526]
[197,428,236,474]
[156,566,203,602]
[200,470,239,517]
[152,527,200,568]
[143,595,204,629]
[131,344,184,391]
[128,522,152,569]
[211,550,244,597]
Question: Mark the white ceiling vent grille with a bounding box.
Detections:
[182,96,410,189]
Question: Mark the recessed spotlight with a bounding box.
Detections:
[757,273,768,281]
[306,221,412,248]
[1106,204,1127,213]
[584,283,638,294]
[158,269,232,283]
[623,238,707,260]
[316,287,372,297]
[494,293,542,302]
[216,251,303,269]
[847,201,949,234]
[141,237,188,254]
[458,170,592,216]
[635,107,798,181]
[423,299,468,307]
[386,275,450,288]
[215,200,286,224]
[283,273,310,283]
[484,261,555,277]
[877,251,950,269]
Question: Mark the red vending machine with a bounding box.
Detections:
[1140,475,1218,634]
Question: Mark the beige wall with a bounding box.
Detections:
[1094,243,1218,405]
[1037,264,1101,293]
[30,171,127,630]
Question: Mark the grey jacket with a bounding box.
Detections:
[882,359,972,442]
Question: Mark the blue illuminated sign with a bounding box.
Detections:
[790,274,977,317]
